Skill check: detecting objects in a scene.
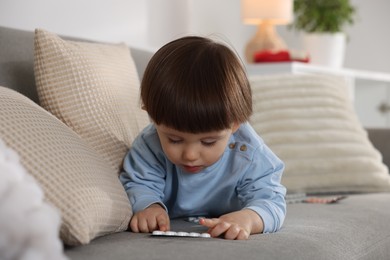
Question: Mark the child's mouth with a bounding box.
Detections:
[182,165,203,173]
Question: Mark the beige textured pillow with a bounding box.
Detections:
[34,29,149,173]
[0,86,131,246]
[250,74,390,194]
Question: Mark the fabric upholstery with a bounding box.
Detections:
[65,193,390,260]
[0,86,131,246]
[250,74,390,194]
[367,128,390,170]
[33,29,149,173]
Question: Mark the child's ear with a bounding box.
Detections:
[232,122,240,133]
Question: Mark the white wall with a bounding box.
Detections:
[1,0,390,73]
[0,0,148,48]
[345,0,390,72]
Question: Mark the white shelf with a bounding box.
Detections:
[245,62,390,128]
[246,62,390,83]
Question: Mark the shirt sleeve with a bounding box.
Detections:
[236,143,287,233]
[119,132,168,213]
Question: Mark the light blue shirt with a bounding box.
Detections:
[120,123,286,233]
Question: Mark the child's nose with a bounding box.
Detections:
[182,146,198,162]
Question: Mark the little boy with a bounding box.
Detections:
[120,36,286,240]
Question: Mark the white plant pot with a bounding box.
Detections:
[303,32,346,68]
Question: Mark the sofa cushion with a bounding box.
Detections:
[65,194,390,260]
[0,86,132,246]
[33,29,149,173]
[250,74,390,194]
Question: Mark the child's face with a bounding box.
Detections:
[155,124,239,174]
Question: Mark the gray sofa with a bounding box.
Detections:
[1,26,390,260]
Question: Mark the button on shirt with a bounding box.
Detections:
[120,123,286,233]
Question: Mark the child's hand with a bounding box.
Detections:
[199,209,264,240]
[129,203,170,233]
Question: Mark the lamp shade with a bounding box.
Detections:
[241,0,293,25]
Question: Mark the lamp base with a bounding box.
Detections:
[245,21,287,63]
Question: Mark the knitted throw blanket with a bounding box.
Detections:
[0,139,67,260]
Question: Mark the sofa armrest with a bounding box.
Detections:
[367,128,390,169]
[0,26,38,103]
[129,46,155,81]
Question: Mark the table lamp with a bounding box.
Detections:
[241,0,293,63]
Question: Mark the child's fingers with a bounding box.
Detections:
[198,218,219,228]
[131,215,154,233]
[138,218,150,233]
[156,214,170,231]
[224,225,241,240]
[208,221,231,238]
[200,218,249,240]
[236,230,249,240]
[129,216,139,232]
[225,226,249,240]
[200,218,232,238]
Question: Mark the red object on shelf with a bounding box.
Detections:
[254,49,310,63]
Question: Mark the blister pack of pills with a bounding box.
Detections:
[152,230,211,238]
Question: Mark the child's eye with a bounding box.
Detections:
[168,138,182,144]
[202,141,216,147]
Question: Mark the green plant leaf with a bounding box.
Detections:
[290,0,356,33]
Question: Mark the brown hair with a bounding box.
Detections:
[141,36,252,133]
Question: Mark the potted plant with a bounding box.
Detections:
[290,0,356,68]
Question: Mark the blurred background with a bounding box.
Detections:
[0,0,389,73]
